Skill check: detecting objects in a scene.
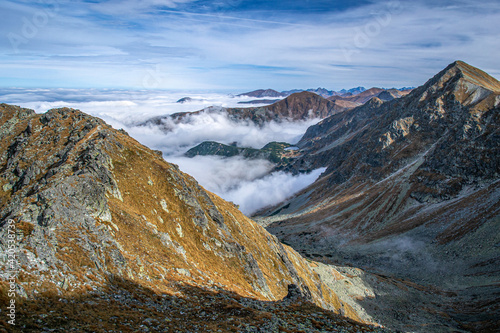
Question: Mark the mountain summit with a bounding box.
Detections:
[435,60,500,91]
[416,60,500,108]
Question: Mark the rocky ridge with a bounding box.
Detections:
[0,104,386,331]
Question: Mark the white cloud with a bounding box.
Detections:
[167,155,274,194]
[133,110,319,155]
[130,109,325,214]
[89,0,197,16]
[135,109,323,214]
[168,155,326,215]
[221,167,327,215]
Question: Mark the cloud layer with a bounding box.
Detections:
[221,167,327,215]
[2,88,324,215]
[137,111,319,155]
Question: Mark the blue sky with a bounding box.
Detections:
[1,0,499,91]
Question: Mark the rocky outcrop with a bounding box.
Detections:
[258,61,500,332]
[0,104,381,331]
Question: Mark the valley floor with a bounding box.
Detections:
[259,234,500,333]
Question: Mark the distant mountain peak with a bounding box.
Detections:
[176,97,192,103]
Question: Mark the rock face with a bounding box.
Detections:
[258,61,500,332]
[143,91,346,129]
[0,104,386,331]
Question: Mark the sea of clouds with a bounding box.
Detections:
[1,88,325,214]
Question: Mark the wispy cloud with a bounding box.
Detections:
[156,9,315,27]
[0,0,499,90]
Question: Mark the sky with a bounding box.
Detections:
[1,0,499,91]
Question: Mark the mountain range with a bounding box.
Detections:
[237,89,288,98]
[0,60,498,332]
[237,87,412,99]
[144,87,412,133]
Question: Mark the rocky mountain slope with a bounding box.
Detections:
[257,61,500,332]
[0,104,388,332]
